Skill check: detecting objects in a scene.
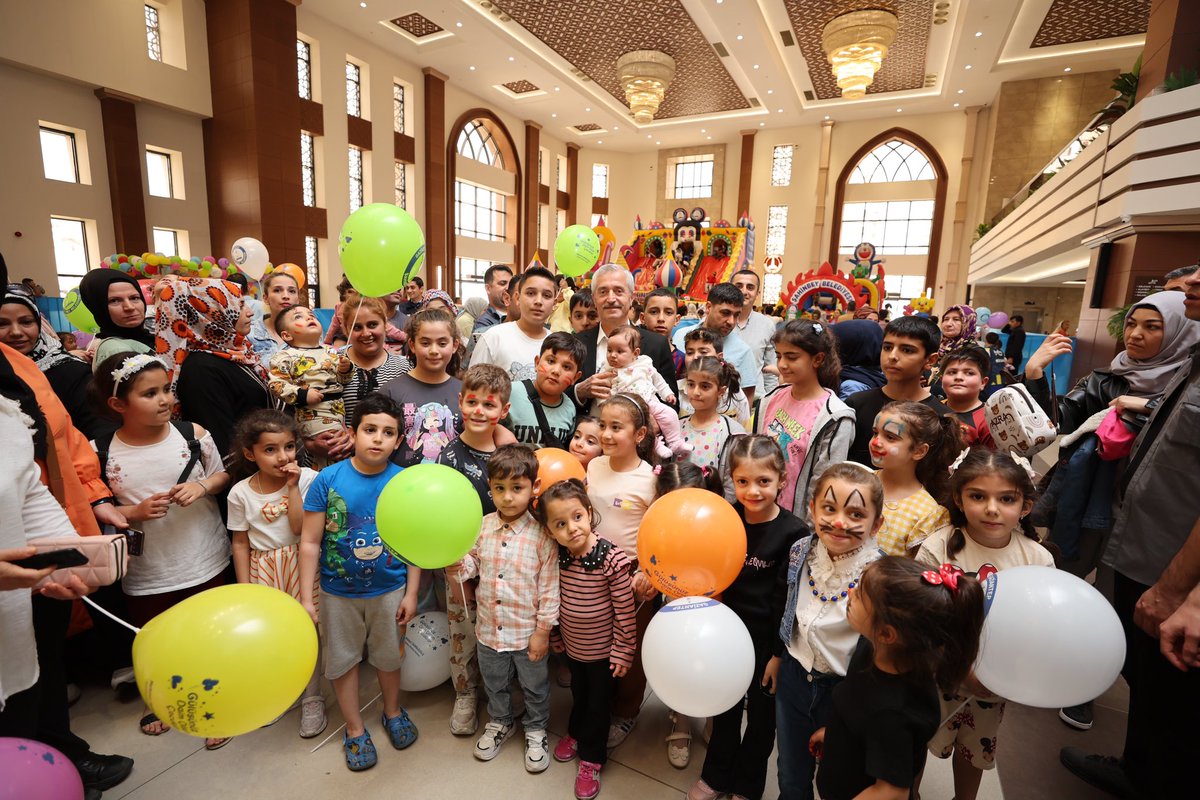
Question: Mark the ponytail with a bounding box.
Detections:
[686,355,741,394]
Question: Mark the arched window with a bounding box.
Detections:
[457,120,505,168]
[848,139,935,184]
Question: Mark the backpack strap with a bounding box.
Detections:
[172,420,203,485]
[95,430,116,488]
[523,380,566,450]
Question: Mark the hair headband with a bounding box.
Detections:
[609,393,647,426]
[111,354,167,396]
[947,448,1037,483]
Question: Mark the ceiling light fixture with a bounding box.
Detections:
[1064,67,1072,72]
[759,122,765,126]
[965,64,972,70]
[551,113,557,118]
[974,31,982,37]
[736,35,744,40]
[359,2,366,7]
[597,140,603,144]
[656,140,661,145]
[767,89,774,94]
[615,50,676,123]
[896,107,902,112]
[753,64,760,69]
[822,9,898,99]
[469,65,476,71]
[957,88,964,94]
[507,56,514,62]
[824,115,831,120]
[953,102,960,107]
[585,107,591,112]
[456,22,463,28]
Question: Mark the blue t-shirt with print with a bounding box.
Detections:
[303,459,407,598]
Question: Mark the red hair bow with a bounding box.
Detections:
[921,563,966,594]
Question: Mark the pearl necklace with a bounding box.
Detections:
[809,577,856,603]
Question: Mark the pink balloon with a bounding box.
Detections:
[0,738,83,800]
[989,311,1010,329]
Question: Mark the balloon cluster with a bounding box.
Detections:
[97,252,262,297]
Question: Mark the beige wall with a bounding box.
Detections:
[138,103,212,259]
[969,285,1086,335]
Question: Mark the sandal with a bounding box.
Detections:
[381,709,419,750]
[205,737,231,751]
[666,711,692,769]
[343,729,377,771]
[139,712,169,736]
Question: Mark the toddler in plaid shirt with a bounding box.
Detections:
[449,445,560,774]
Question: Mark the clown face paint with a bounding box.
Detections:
[459,391,508,437]
[810,478,875,556]
[868,412,918,470]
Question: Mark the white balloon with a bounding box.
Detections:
[230,237,270,278]
[399,611,453,692]
[975,566,1125,708]
[642,597,755,717]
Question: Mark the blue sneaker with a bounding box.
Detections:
[343,729,377,771]
[381,709,419,750]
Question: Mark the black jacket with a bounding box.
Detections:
[573,325,678,404]
[1005,328,1027,369]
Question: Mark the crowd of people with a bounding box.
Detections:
[1,251,1198,800]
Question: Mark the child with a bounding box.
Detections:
[600,325,687,458]
[811,557,984,800]
[776,462,885,800]
[505,332,585,450]
[845,316,950,466]
[570,288,599,334]
[90,352,232,749]
[691,435,807,800]
[870,402,959,557]
[938,346,996,448]
[437,364,511,735]
[682,327,751,428]
[268,306,353,466]
[299,393,421,772]
[538,479,636,800]
[756,320,854,517]
[450,445,560,773]
[568,415,603,469]
[915,448,1054,800]
[227,409,324,738]
[681,355,745,471]
[586,394,659,748]
[471,265,557,381]
[380,308,463,466]
[982,332,1011,397]
[641,287,685,378]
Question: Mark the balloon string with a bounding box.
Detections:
[939,698,970,728]
[309,692,381,753]
[82,595,142,635]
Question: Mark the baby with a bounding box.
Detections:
[268,306,353,466]
[599,325,689,458]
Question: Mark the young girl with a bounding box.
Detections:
[681,327,750,428]
[90,352,232,749]
[681,356,745,472]
[776,462,885,800]
[568,415,602,469]
[226,410,324,739]
[870,401,959,557]
[756,320,854,516]
[690,435,807,800]
[537,480,636,800]
[599,325,687,458]
[586,393,658,749]
[915,448,1054,800]
[811,556,985,800]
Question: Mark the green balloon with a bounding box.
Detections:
[338,203,426,297]
[376,464,483,569]
[63,288,99,334]
[554,225,601,277]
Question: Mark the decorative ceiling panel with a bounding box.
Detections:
[573,123,603,132]
[1031,0,1149,48]
[390,13,444,38]
[782,0,935,101]
[503,80,540,94]
[486,0,750,119]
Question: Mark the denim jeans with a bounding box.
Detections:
[775,652,843,800]
[476,642,550,732]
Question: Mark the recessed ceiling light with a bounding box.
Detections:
[759,122,765,126]
[896,107,903,112]
[777,108,783,113]
[716,0,723,4]
[957,88,964,94]
[359,2,366,7]
[736,35,744,41]
[456,21,463,28]
[953,102,960,107]
[1064,67,1072,72]
[700,128,706,133]
[554,86,560,91]
[469,65,476,71]
[965,64,972,70]
[767,89,774,94]
[613,125,619,130]
[507,56,515,62]
[706,136,712,140]
[585,107,591,112]
[597,140,603,144]
[647,134,652,139]
[975,31,982,37]
[823,115,830,120]
[753,64,760,70]
[656,140,661,145]
[551,113,557,118]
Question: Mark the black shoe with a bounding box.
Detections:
[75,753,134,791]
[85,789,102,800]
[1059,701,1094,730]
[1059,747,1136,799]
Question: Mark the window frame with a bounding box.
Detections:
[669,155,714,200]
[301,132,317,208]
[393,82,406,134]
[848,139,936,184]
[297,38,313,100]
[456,121,505,168]
[454,179,507,242]
[305,236,321,308]
[39,126,80,184]
[394,160,408,209]
[49,216,91,295]
[145,4,162,62]
[345,60,362,118]
[766,204,789,258]
[591,163,609,198]
[348,145,364,213]
[837,200,934,256]
[771,144,793,187]
[145,147,175,198]
[151,226,179,257]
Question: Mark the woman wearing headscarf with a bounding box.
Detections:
[927,303,978,393]
[1,287,107,440]
[457,296,488,341]
[155,277,274,457]
[831,319,885,400]
[77,270,156,369]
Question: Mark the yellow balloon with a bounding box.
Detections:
[132,584,318,738]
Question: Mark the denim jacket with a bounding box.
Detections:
[778,535,817,649]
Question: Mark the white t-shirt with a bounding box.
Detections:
[95,425,230,595]
[469,321,547,382]
[226,468,319,551]
[916,524,1055,573]
[585,456,656,560]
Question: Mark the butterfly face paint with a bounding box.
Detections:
[868,411,915,469]
[811,477,873,556]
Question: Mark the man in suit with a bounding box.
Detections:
[573,263,678,408]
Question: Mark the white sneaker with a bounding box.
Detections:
[450,693,478,735]
[524,729,550,773]
[474,721,512,761]
[110,667,135,690]
[299,696,327,738]
[607,715,637,749]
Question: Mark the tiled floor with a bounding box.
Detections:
[73,668,1003,799]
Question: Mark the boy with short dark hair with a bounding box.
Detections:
[642,287,685,378]
[983,331,1011,396]
[450,445,560,774]
[569,289,598,333]
[939,345,995,448]
[471,267,558,382]
[845,315,950,465]
[299,393,420,772]
[505,332,585,449]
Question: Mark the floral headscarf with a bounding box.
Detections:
[421,289,458,317]
[928,304,978,387]
[155,278,266,409]
[2,288,81,373]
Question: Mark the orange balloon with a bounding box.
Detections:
[272,262,306,289]
[535,448,586,494]
[637,488,747,599]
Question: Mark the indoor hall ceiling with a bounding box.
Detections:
[1032,0,1150,48]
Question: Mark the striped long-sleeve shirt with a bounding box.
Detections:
[556,537,637,669]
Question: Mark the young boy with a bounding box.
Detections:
[939,345,996,448]
[449,445,559,773]
[299,393,420,772]
[437,364,512,737]
[982,331,1012,397]
[569,288,599,334]
[268,305,353,466]
[471,266,558,382]
[641,287,685,378]
[845,315,950,466]
[505,332,585,450]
